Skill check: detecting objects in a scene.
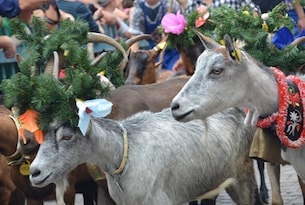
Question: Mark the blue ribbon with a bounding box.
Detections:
[76,98,113,136]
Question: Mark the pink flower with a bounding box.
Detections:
[161,10,187,35]
[195,5,209,28]
[197,5,208,13]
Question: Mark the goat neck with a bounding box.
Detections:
[0,114,22,159]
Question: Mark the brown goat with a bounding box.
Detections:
[0,155,24,205]
[106,75,190,120]
[122,35,204,85]
[0,109,22,205]
[0,106,99,205]
[116,34,176,85]
[175,35,205,76]
[123,48,176,85]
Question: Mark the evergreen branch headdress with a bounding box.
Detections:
[1,18,127,137]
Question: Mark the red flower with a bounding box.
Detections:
[195,5,209,28]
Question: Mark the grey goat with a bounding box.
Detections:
[29,108,258,205]
[171,33,305,183]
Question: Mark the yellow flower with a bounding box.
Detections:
[243,11,250,16]
[262,22,268,32]
[64,50,69,56]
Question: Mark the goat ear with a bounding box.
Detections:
[192,29,219,50]
[224,34,242,62]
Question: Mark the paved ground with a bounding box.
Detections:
[42,161,303,205]
[216,161,303,205]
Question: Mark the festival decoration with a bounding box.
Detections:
[76,98,113,135]
[0,17,125,132]
[161,10,187,35]
[256,67,305,148]
[261,13,269,32]
[195,5,210,28]
[160,3,305,72]
[18,109,43,144]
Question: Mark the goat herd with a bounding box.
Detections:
[1,31,305,205]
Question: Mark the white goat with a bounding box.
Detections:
[29,108,258,205]
[171,33,305,184]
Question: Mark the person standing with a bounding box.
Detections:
[0,35,16,59]
[205,0,261,15]
[285,0,305,37]
[0,0,52,23]
[0,0,52,59]
[253,0,283,13]
[56,0,102,33]
[129,0,181,71]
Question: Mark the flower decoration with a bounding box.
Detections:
[195,5,210,28]
[261,13,269,32]
[18,109,44,144]
[159,3,305,73]
[161,10,187,35]
[76,98,113,135]
[261,13,269,21]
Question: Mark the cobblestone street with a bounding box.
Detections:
[216,161,303,204]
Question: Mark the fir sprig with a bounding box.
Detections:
[1,18,125,130]
[162,3,305,73]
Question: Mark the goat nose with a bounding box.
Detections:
[30,167,41,178]
[171,102,180,111]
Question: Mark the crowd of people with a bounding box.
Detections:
[0,0,304,73]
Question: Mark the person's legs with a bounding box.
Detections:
[287,9,305,37]
[161,48,180,70]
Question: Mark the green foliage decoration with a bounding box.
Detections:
[1,17,125,130]
[162,3,305,73]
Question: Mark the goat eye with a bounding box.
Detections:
[210,68,223,75]
[61,135,72,140]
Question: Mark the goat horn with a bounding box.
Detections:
[87,32,128,71]
[192,29,220,49]
[290,36,305,47]
[44,51,60,79]
[125,34,152,48]
[90,52,107,66]
[87,32,128,61]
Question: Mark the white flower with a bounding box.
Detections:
[261,13,269,21]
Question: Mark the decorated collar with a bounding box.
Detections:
[113,125,128,175]
[5,115,23,163]
[256,67,305,148]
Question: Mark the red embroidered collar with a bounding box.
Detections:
[256,67,305,148]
